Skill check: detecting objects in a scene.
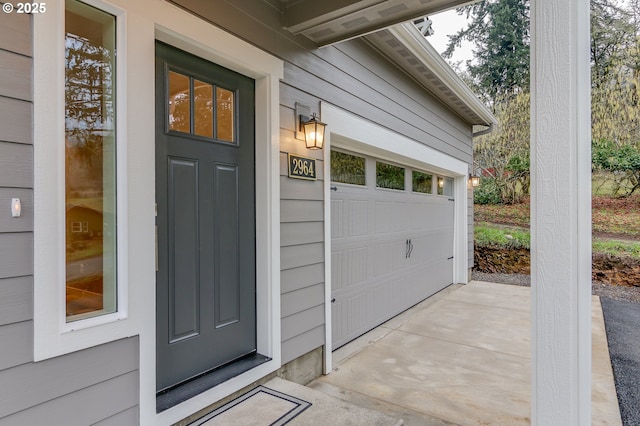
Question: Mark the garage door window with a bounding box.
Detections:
[330,150,366,185]
[412,171,432,194]
[376,162,405,190]
[437,177,454,196]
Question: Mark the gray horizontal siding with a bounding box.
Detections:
[282,304,324,341]
[0,233,32,279]
[0,8,31,56]
[333,39,471,143]
[280,176,324,201]
[0,49,32,101]
[1,370,139,426]
[94,406,139,426]
[281,263,324,294]
[0,276,32,326]
[0,337,139,421]
[0,320,32,370]
[281,200,324,222]
[0,98,32,145]
[282,62,471,163]
[281,222,324,247]
[281,283,325,318]
[281,325,324,365]
[0,142,33,187]
[0,14,38,423]
[279,84,326,364]
[281,242,324,271]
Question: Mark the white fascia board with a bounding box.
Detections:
[388,23,497,128]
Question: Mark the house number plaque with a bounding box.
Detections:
[288,154,317,180]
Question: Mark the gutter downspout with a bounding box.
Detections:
[472,123,494,138]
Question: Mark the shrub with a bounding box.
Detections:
[474,177,502,205]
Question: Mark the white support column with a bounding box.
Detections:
[530,0,592,424]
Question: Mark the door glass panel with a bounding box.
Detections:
[331,150,366,185]
[412,170,433,193]
[168,71,190,133]
[376,162,405,190]
[65,0,117,321]
[194,80,213,138]
[216,87,235,142]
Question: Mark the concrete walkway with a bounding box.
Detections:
[310,281,622,425]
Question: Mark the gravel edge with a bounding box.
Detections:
[471,271,640,303]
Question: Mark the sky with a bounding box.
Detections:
[426,8,476,66]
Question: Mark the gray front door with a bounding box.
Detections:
[155,42,256,392]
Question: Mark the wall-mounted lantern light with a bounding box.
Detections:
[295,102,326,150]
[301,113,326,150]
[470,175,481,187]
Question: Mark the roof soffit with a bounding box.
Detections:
[364,23,496,127]
[283,0,474,46]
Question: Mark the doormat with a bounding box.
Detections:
[190,386,312,426]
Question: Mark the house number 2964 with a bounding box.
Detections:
[288,154,317,180]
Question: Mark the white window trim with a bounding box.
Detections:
[322,102,470,371]
[34,0,129,361]
[34,2,283,423]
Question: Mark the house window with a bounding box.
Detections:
[330,150,366,185]
[412,170,432,194]
[376,161,405,190]
[168,71,237,143]
[65,0,117,321]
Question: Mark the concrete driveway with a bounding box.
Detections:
[310,281,621,425]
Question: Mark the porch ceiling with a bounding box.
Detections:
[282,0,473,46]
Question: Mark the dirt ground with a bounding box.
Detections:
[474,246,640,287]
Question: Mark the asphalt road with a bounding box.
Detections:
[601,297,640,426]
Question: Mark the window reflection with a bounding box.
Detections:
[194,80,213,138]
[169,71,191,133]
[216,87,234,142]
[376,162,405,190]
[330,150,366,185]
[412,171,433,194]
[65,0,117,321]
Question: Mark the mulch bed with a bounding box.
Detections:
[474,246,640,287]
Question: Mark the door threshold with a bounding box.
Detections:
[156,353,271,413]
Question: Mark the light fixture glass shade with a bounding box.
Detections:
[302,113,326,149]
[471,176,481,187]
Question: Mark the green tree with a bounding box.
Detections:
[443,0,530,105]
[591,0,635,85]
[474,91,530,203]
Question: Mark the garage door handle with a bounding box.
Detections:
[330,186,338,191]
[448,256,454,260]
[331,298,336,303]
[406,239,414,258]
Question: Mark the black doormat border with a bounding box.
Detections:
[189,385,312,426]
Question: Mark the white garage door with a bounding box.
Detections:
[331,149,455,348]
